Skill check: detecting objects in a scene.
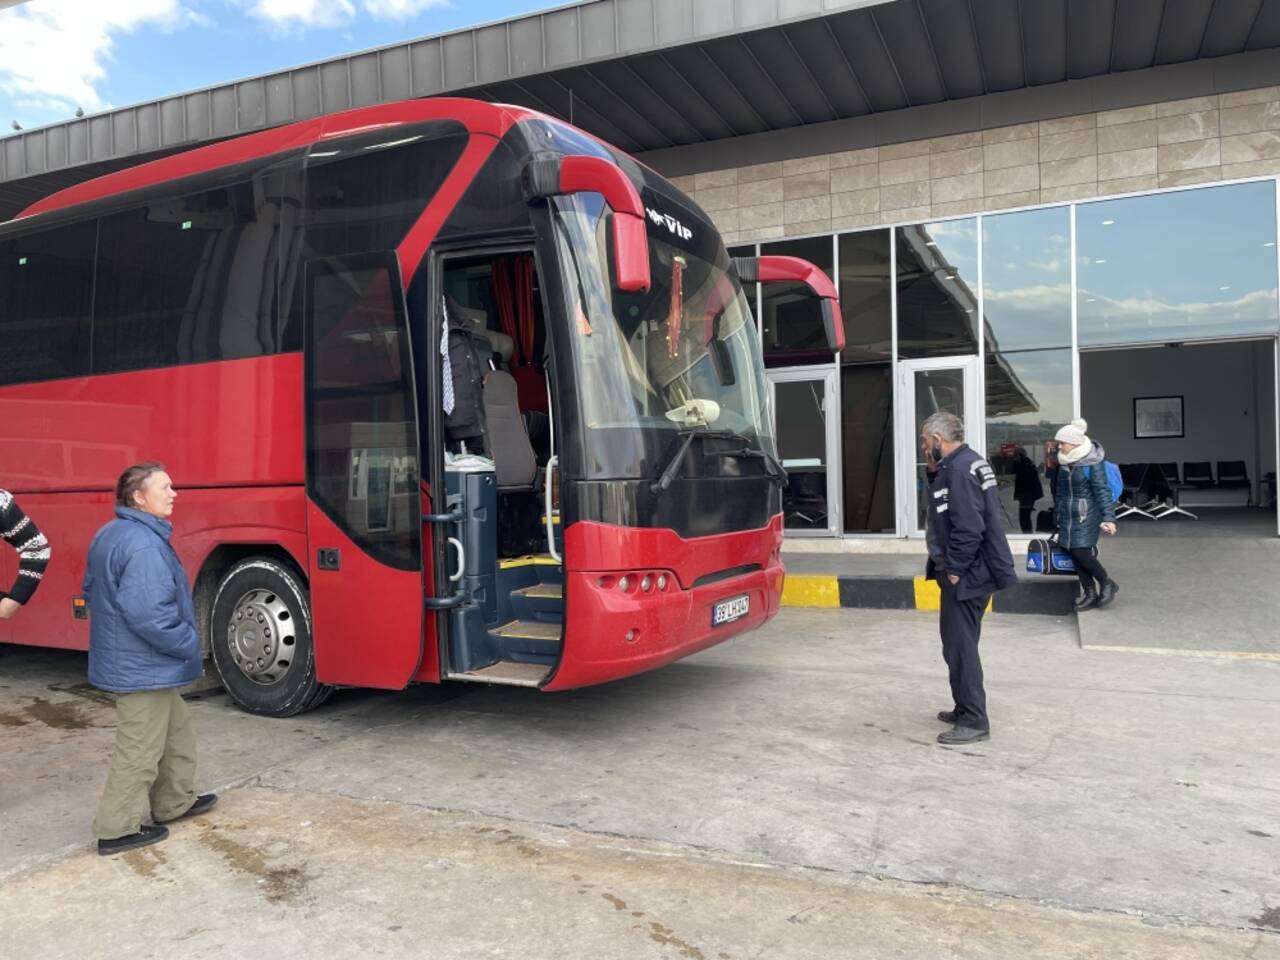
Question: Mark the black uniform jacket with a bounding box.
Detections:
[925,445,1018,602]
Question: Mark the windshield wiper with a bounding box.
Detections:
[650,429,787,495]
[704,429,788,488]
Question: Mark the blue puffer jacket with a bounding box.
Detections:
[83,507,201,693]
[1055,443,1117,550]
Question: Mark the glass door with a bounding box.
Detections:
[768,367,840,536]
[897,356,981,537]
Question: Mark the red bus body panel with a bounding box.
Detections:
[545,515,785,691]
[305,502,426,688]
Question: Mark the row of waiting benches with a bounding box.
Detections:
[1117,460,1252,520]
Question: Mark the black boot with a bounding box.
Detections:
[1097,579,1119,608]
[1074,583,1099,612]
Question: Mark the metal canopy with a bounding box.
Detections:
[5,0,1280,221]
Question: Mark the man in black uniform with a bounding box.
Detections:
[921,412,1016,745]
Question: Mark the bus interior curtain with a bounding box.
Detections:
[492,254,536,366]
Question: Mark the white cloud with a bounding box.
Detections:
[245,0,356,30]
[0,0,192,122]
[362,0,449,20]
[244,0,446,30]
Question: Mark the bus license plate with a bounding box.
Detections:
[712,595,750,626]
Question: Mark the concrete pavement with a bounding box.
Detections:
[1,608,1278,958]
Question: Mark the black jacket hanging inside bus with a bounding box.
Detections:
[442,295,490,452]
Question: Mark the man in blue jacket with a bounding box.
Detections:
[921,413,1016,745]
[84,462,216,855]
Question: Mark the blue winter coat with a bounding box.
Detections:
[1055,443,1117,550]
[83,507,201,693]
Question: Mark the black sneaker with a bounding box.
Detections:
[937,726,990,745]
[157,793,218,824]
[98,823,169,856]
[937,710,959,724]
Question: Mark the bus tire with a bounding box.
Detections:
[210,557,332,717]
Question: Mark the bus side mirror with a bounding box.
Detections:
[732,255,845,353]
[523,154,651,293]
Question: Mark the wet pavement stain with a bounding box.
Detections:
[47,682,115,706]
[123,846,169,879]
[0,710,30,727]
[647,920,707,960]
[1251,905,1280,930]
[602,893,627,911]
[1246,829,1273,838]
[21,698,99,730]
[197,826,308,904]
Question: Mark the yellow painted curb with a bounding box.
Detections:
[781,574,841,608]
[913,576,942,611]
[912,577,993,613]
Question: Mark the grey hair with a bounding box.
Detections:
[921,412,965,442]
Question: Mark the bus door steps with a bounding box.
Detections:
[510,582,563,621]
[453,661,548,687]
[492,619,561,641]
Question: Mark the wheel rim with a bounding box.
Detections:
[225,588,297,686]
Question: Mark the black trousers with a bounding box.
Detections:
[939,578,990,731]
[1069,547,1109,592]
[1018,505,1034,534]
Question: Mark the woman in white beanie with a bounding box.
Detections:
[1053,419,1118,610]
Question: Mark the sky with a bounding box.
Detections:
[0,0,559,132]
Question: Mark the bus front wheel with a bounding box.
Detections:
[210,557,332,717]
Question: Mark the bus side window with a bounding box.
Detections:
[0,221,95,386]
[93,178,282,375]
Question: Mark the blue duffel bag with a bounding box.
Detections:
[1026,537,1079,576]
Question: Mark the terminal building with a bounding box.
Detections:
[3,0,1278,542]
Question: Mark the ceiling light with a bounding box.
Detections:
[1086,298,1097,303]
[1219,285,1231,291]
[1094,258,1106,265]
[926,241,938,247]
[1265,242,1276,248]
[1101,219,1115,226]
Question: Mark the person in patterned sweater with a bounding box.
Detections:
[1,490,50,619]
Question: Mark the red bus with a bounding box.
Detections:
[0,98,842,716]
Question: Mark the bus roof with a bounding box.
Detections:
[16,98,540,224]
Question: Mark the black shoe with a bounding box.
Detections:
[937,710,959,724]
[937,725,990,745]
[157,793,218,824]
[1097,580,1119,608]
[97,823,169,856]
[1074,585,1099,612]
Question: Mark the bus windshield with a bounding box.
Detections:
[551,192,774,479]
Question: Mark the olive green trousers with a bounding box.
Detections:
[93,688,198,840]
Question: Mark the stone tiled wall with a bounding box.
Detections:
[670,86,1280,245]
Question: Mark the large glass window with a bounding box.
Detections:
[1077,181,1280,346]
[896,219,979,358]
[982,207,1072,351]
[0,221,95,385]
[841,363,895,532]
[838,230,892,362]
[984,348,1074,534]
[760,236,834,367]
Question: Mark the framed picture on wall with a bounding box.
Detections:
[1134,395,1184,439]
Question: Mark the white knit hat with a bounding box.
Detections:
[1055,418,1088,446]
